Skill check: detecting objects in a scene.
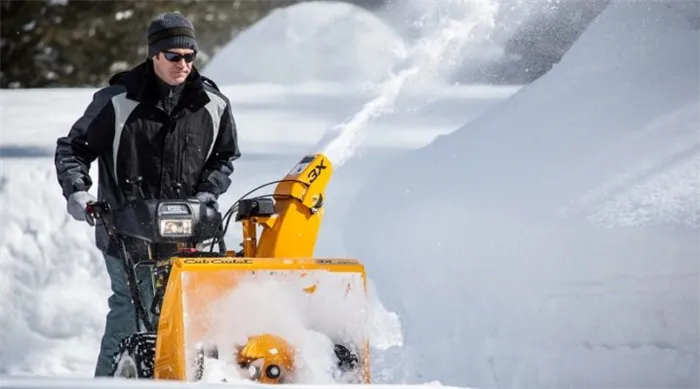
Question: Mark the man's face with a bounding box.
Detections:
[152,48,196,85]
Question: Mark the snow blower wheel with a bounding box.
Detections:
[110,332,156,379]
[334,343,359,372]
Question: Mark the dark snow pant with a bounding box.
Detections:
[94,251,155,377]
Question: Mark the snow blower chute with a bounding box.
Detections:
[85,153,370,384]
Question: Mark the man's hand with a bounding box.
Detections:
[195,191,218,210]
[67,191,97,221]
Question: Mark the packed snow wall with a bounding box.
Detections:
[343,0,700,387]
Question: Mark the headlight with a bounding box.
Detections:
[159,219,192,237]
[157,202,194,237]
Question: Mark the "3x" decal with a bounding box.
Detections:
[307,158,327,183]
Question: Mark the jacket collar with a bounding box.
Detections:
[108,59,210,114]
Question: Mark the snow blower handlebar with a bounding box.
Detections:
[82,153,332,258]
[85,198,223,248]
[85,200,109,227]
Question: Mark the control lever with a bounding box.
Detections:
[85,200,111,227]
[126,176,145,199]
[172,182,183,198]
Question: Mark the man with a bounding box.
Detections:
[53,11,241,376]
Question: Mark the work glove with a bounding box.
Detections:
[195,191,218,210]
[67,191,97,221]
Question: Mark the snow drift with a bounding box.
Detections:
[344,0,699,387]
[201,1,404,85]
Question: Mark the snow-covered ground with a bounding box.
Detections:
[1,0,698,388]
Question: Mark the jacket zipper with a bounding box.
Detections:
[176,129,189,198]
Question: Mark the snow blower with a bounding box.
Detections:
[85,153,370,384]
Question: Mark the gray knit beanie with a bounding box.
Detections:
[147,12,198,58]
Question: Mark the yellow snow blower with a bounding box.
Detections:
[85,153,370,384]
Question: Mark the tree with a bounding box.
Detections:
[0,0,305,87]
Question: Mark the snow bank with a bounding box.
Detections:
[344,0,699,387]
[201,1,404,86]
[0,158,110,377]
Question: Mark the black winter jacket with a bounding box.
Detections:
[54,59,241,255]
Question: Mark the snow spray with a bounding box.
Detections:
[316,0,501,167]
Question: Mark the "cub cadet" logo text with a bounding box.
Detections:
[183,258,253,265]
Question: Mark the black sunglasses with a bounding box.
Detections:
[162,51,196,63]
